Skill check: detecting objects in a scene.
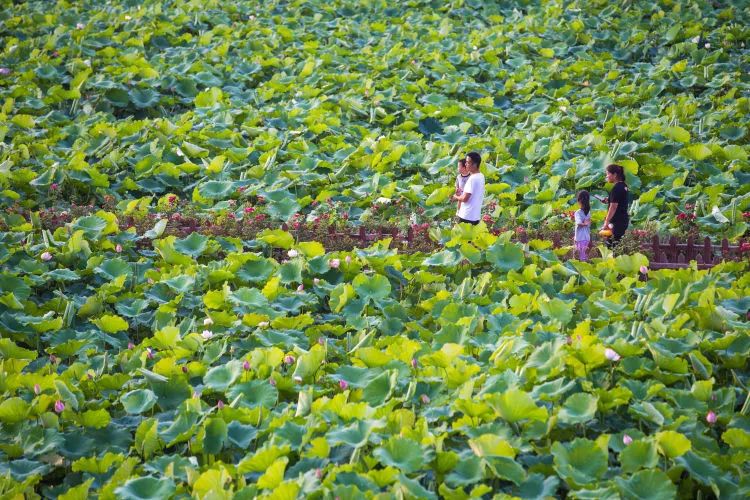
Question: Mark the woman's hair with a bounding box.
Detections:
[577,190,590,215]
[458,159,466,167]
[606,163,626,182]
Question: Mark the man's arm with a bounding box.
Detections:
[452,192,471,202]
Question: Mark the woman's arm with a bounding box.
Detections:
[602,203,617,229]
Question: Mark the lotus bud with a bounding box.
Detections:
[318,337,325,345]
[203,317,213,326]
[127,342,135,350]
[622,434,633,445]
[411,358,418,369]
[339,380,349,390]
[217,400,224,409]
[640,265,648,274]
[604,348,621,362]
[288,249,299,258]
[243,360,251,371]
[329,258,340,269]
[54,400,65,413]
[706,410,717,424]
[420,394,430,404]
[314,278,320,285]
[33,384,41,395]
[258,321,269,328]
[315,468,323,479]
[41,252,53,261]
[284,355,296,365]
[345,255,352,264]
[146,348,154,359]
[115,244,123,253]
[297,284,304,292]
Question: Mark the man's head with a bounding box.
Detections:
[465,152,481,172]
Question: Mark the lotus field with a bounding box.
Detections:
[2,0,750,498]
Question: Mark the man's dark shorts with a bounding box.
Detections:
[456,217,479,225]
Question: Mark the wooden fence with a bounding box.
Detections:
[642,236,749,270]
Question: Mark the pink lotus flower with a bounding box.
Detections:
[329,258,340,269]
[50,183,59,191]
[127,342,135,350]
[640,265,648,274]
[54,400,65,413]
[706,411,717,424]
[216,400,224,409]
[297,284,304,292]
[284,355,296,365]
[76,23,85,29]
[33,384,41,395]
[115,244,123,253]
[41,252,53,261]
[339,380,349,390]
[420,394,430,404]
[288,249,299,258]
[203,317,213,326]
[623,434,633,445]
[604,348,621,362]
[201,330,213,340]
[243,360,251,371]
[411,358,418,369]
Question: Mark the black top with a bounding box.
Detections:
[607,182,629,223]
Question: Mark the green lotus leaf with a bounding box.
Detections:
[115,477,176,500]
[130,88,161,108]
[558,393,598,425]
[486,389,547,423]
[614,469,677,500]
[204,361,243,392]
[0,397,30,424]
[227,380,278,409]
[173,232,209,257]
[655,431,691,459]
[199,181,235,199]
[121,389,158,414]
[279,261,303,284]
[203,417,228,455]
[552,438,608,488]
[93,314,129,333]
[515,473,560,499]
[95,258,132,280]
[71,216,107,240]
[538,296,574,326]
[486,241,525,272]
[266,197,301,221]
[256,229,295,249]
[620,439,659,473]
[373,437,426,474]
[352,273,391,302]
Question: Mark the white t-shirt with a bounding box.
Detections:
[457,172,485,221]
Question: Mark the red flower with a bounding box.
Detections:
[50,183,59,191]
[168,195,177,204]
[677,212,688,221]
[342,213,349,220]
[740,242,750,253]
[244,206,254,214]
[743,212,750,218]
[293,222,301,229]
[482,214,493,224]
[237,186,246,193]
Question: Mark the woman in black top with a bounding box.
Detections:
[598,164,629,246]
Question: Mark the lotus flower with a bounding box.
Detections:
[76,23,85,29]
[54,400,65,413]
[41,252,53,261]
[216,400,224,409]
[339,380,349,390]
[288,249,299,258]
[420,394,430,404]
[604,348,621,362]
[329,258,340,269]
[640,265,648,274]
[284,355,296,365]
[115,244,123,253]
[203,317,213,326]
[623,434,633,445]
[33,384,41,395]
[50,182,59,191]
[313,278,320,285]
[706,410,717,424]
[243,360,251,371]
[345,255,352,264]
[258,321,269,328]
[201,330,213,340]
[297,284,304,292]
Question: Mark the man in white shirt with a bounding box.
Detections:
[452,152,484,225]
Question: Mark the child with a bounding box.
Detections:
[455,159,470,212]
[574,190,591,260]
